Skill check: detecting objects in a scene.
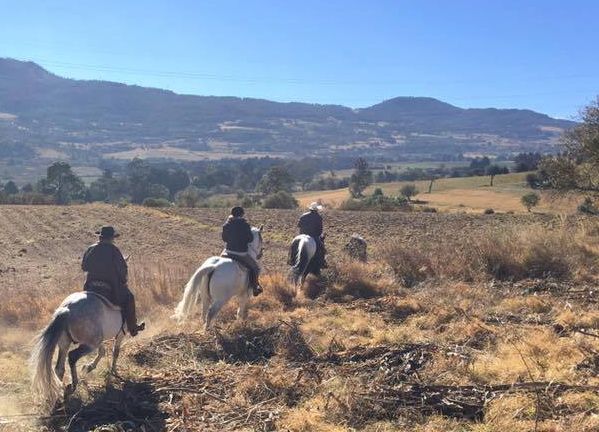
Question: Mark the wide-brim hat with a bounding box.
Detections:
[96,226,120,239]
[308,202,324,211]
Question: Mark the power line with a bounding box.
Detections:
[20,57,599,88]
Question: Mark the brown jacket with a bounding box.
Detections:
[82,241,128,303]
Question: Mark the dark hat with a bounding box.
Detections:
[95,226,120,239]
[231,206,245,217]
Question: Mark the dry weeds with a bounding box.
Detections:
[0,206,598,431]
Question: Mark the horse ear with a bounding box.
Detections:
[259,225,264,232]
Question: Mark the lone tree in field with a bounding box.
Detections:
[38,161,86,204]
[400,184,419,201]
[3,181,18,195]
[486,164,506,187]
[176,185,204,208]
[538,96,599,191]
[349,157,373,198]
[256,166,294,195]
[427,175,438,193]
[521,192,540,212]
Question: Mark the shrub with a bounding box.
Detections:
[484,208,495,214]
[338,199,367,211]
[0,192,55,205]
[323,261,388,300]
[382,244,435,287]
[578,197,599,215]
[521,192,540,212]
[262,191,298,209]
[301,274,326,299]
[3,181,18,195]
[142,197,172,208]
[339,193,409,212]
[472,235,524,281]
[522,241,571,279]
[400,184,419,201]
[263,273,296,309]
[176,185,204,208]
[526,172,541,189]
[148,184,170,200]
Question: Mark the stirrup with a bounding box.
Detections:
[129,322,145,336]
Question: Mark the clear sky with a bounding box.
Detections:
[1,0,597,119]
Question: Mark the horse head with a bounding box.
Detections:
[250,225,264,260]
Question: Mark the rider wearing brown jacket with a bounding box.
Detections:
[82,226,144,336]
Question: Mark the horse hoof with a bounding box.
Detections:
[108,370,123,381]
[64,384,76,397]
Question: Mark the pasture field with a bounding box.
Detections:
[297,172,581,214]
[0,204,598,431]
[319,161,514,179]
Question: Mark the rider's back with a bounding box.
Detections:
[222,217,253,253]
[82,242,126,291]
[298,211,323,238]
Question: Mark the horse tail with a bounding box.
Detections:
[174,265,213,322]
[30,307,68,409]
[292,237,312,285]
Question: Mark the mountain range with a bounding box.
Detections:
[0,57,575,176]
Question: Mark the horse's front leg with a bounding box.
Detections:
[237,290,250,321]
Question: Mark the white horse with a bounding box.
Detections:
[174,226,263,329]
[30,291,127,410]
[289,234,317,288]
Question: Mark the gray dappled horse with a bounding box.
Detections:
[173,226,263,329]
[30,291,127,409]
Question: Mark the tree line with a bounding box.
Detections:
[1,95,596,210]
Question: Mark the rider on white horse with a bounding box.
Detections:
[81,226,145,336]
[222,207,263,296]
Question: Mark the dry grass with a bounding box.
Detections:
[1,206,598,431]
[323,260,395,300]
[296,172,583,214]
[379,223,599,286]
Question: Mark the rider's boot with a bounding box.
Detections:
[250,272,263,296]
[124,294,145,337]
[317,244,328,269]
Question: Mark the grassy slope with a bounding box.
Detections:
[297,172,580,214]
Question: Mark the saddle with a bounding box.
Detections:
[84,281,121,311]
[86,290,122,311]
[221,252,249,271]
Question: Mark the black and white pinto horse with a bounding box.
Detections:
[289,234,322,288]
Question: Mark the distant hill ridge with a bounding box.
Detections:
[0,57,575,164]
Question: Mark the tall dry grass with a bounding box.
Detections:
[0,262,193,329]
[381,222,599,286]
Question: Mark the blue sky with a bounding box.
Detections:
[1,0,597,118]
